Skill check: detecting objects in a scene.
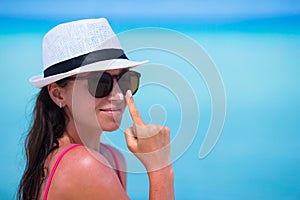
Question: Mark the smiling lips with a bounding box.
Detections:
[100,108,123,115]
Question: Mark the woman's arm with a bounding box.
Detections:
[148,166,174,200]
[124,91,175,200]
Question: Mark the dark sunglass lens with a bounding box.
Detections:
[88,73,113,98]
[118,71,140,95]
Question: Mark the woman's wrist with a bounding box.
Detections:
[147,165,174,199]
[148,165,174,179]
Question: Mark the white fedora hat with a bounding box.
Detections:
[29,18,148,88]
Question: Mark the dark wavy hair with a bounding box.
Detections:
[18,79,69,200]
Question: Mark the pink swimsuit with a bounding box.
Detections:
[43,144,124,200]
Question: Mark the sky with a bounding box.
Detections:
[0,0,299,22]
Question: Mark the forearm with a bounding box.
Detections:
[148,166,174,200]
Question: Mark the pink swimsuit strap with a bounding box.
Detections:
[101,143,124,188]
[43,143,124,200]
[43,144,82,200]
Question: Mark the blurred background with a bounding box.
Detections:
[0,0,299,199]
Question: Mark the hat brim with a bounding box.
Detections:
[29,59,148,88]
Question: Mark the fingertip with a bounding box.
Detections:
[125,89,144,125]
[125,90,132,104]
[126,90,132,97]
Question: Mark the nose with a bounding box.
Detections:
[107,79,124,101]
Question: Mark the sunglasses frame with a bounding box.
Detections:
[65,70,141,98]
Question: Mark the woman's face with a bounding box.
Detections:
[65,69,127,133]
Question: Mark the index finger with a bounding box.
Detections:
[125,90,145,126]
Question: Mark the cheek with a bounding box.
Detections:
[69,81,126,132]
[70,83,102,129]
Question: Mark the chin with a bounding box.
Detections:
[98,112,123,132]
[101,122,121,132]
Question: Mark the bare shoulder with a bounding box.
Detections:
[49,145,128,200]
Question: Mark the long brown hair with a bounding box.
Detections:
[18,80,69,200]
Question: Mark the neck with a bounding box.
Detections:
[63,119,102,151]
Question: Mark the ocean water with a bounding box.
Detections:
[0,18,299,199]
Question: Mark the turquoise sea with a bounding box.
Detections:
[0,16,299,199]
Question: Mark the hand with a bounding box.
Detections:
[124,90,171,172]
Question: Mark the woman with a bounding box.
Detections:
[18,18,174,200]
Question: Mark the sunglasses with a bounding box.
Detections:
[65,70,141,98]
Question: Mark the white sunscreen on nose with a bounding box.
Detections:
[118,93,124,100]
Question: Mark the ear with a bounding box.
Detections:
[48,83,67,108]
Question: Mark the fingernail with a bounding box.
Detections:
[125,90,132,103]
[126,90,132,97]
